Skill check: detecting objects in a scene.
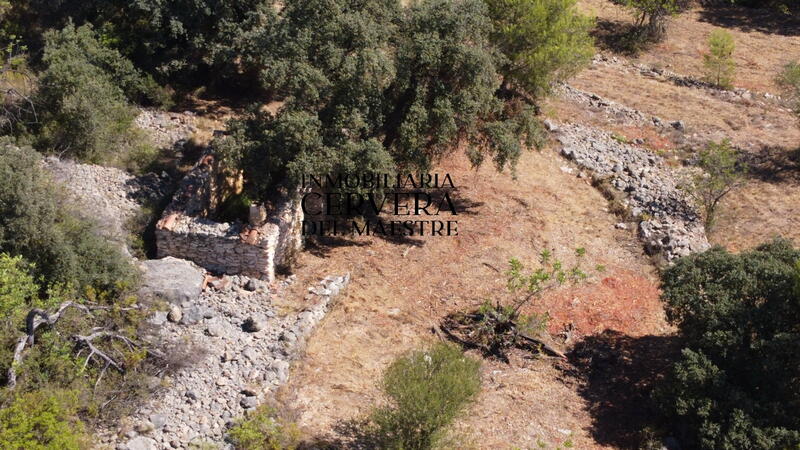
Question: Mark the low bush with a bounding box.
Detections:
[777,61,800,116]
[370,342,481,449]
[657,239,800,449]
[0,389,89,449]
[442,249,587,360]
[227,405,300,450]
[31,23,158,167]
[0,140,135,294]
[681,139,746,232]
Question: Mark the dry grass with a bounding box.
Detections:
[278,148,664,448]
[579,0,800,93]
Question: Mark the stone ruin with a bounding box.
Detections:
[155,153,304,281]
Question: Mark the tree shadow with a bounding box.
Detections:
[697,4,800,37]
[591,19,655,56]
[304,234,371,258]
[742,145,800,184]
[563,330,682,449]
[298,417,378,449]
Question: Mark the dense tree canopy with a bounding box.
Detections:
[4,0,265,87]
[217,0,586,200]
[658,239,800,449]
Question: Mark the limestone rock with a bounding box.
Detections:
[138,257,205,304]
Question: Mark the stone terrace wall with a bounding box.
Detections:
[155,154,303,281]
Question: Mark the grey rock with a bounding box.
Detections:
[138,257,204,304]
[244,279,258,292]
[670,120,685,132]
[180,306,205,325]
[206,324,224,337]
[125,436,158,450]
[149,413,167,429]
[240,396,259,408]
[149,311,168,326]
[167,305,182,323]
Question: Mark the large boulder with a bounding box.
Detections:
[138,257,205,304]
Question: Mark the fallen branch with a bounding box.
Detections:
[6,301,145,389]
[518,332,567,359]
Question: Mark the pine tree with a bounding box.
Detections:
[703,29,736,89]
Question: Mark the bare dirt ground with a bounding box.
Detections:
[279,149,666,448]
[275,2,799,448]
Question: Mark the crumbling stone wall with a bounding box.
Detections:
[155,154,303,280]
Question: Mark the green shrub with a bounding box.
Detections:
[0,389,88,449]
[703,29,735,89]
[777,61,800,117]
[370,342,481,449]
[33,23,157,166]
[0,141,135,293]
[624,0,678,41]
[485,0,595,98]
[657,239,800,449]
[682,139,746,232]
[227,405,300,450]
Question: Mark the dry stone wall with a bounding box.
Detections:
[553,122,710,261]
[155,155,303,281]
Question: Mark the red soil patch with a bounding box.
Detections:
[539,270,664,337]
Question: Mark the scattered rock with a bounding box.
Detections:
[149,414,168,430]
[206,324,223,337]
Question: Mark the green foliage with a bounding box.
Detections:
[777,61,800,117]
[4,0,264,88]
[445,249,587,359]
[0,141,135,293]
[228,405,300,450]
[371,342,481,449]
[703,29,735,89]
[657,239,800,449]
[218,0,548,200]
[683,139,746,232]
[32,23,157,166]
[0,254,39,320]
[0,389,88,449]
[485,0,595,98]
[624,0,678,41]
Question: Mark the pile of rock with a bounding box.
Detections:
[554,123,709,261]
[558,84,685,133]
[108,266,350,449]
[43,156,171,248]
[135,109,199,149]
